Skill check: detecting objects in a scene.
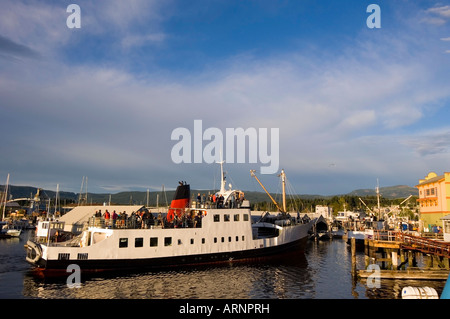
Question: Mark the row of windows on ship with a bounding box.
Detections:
[118,234,248,248]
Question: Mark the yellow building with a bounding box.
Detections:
[416,172,450,231]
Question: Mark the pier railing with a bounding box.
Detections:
[367,230,450,259]
[395,232,450,259]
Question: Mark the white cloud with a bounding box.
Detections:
[423,5,450,25]
[0,0,169,59]
[427,5,450,18]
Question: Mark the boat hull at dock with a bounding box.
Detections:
[26,207,313,275]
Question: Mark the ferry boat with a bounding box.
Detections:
[25,165,314,274]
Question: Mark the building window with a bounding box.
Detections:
[221,237,224,243]
[214,214,220,222]
[224,214,230,222]
[202,238,205,244]
[190,238,194,245]
[243,214,249,221]
[135,238,143,247]
[234,214,240,221]
[178,239,182,245]
[119,238,128,248]
[150,237,158,247]
[164,237,172,246]
[214,237,217,243]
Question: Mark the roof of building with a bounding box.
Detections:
[416,172,445,187]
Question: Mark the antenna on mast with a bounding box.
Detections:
[217,150,226,194]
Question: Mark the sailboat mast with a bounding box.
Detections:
[2,174,9,221]
[55,183,60,214]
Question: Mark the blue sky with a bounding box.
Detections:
[1,0,450,196]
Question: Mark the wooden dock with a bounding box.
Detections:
[358,268,450,280]
[351,231,450,281]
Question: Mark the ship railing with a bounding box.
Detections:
[86,212,204,230]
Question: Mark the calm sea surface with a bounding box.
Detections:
[0,230,446,299]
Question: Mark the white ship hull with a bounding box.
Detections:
[26,208,313,273]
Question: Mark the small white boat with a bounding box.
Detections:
[1,225,22,237]
[6,228,21,237]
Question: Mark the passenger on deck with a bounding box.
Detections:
[121,212,128,228]
[212,194,217,208]
[112,211,118,228]
[157,212,163,227]
[218,195,224,208]
[194,211,202,228]
[104,210,110,227]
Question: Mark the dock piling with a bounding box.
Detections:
[351,237,357,277]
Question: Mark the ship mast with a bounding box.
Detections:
[250,170,285,213]
[279,169,287,213]
[218,159,226,194]
[376,178,381,220]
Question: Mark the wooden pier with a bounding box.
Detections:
[352,231,450,281]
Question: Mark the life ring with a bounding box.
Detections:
[25,240,42,264]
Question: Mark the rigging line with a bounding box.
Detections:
[282,174,303,212]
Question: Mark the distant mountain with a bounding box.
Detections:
[1,184,417,205]
[347,185,418,199]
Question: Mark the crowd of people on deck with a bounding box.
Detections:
[91,208,204,229]
[88,191,245,230]
[196,191,245,209]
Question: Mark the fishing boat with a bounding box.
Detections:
[25,165,314,274]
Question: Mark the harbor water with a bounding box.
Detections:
[0,230,446,299]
